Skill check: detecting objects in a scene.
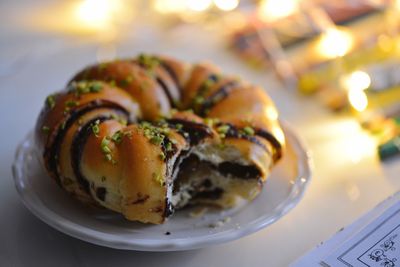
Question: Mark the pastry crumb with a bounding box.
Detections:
[189,207,208,218]
[208,216,231,228]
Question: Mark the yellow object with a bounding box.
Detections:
[75,0,123,30]
[316,28,354,59]
[258,0,299,22]
[186,0,212,11]
[214,0,239,11]
[348,88,368,112]
[341,71,371,92]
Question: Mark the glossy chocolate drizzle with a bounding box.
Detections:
[71,116,111,193]
[167,118,214,145]
[45,100,129,187]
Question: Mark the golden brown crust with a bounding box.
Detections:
[71,61,170,120]
[180,64,220,109]
[35,54,284,224]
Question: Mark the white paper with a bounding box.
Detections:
[323,201,400,267]
[291,191,400,267]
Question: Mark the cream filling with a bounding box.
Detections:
[170,144,261,209]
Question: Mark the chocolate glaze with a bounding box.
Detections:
[218,162,261,179]
[96,187,107,201]
[45,100,130,187]
[156,76,175,107]
[167,118,213,145]
[198,81,237,116]
[159,61,180,91]
[71,116,111,193]
[218,123,281,162]
[221,123,272,155]
[254,129,283,162]
[194,188,223,200]
[182,154,261,181]
[133,58,179,107]
[164,199,174,217]
[160,136,178,162]
[208,73,219,82]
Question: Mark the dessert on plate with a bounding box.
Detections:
[35,54,285,224]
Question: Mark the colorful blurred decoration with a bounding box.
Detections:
[22,0,400,160]
[27,0,136,36]
[74,0,123,30]
[257,0,299,22]
[152,0,240,20]
[315,27,354,59]
[227,0,400,161]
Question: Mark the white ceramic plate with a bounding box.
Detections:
[12,123,311,251]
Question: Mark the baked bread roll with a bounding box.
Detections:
[35,54,285,224]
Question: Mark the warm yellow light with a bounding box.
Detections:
[186,0,212,11]
[264,105,278,120]
[214,0,239,11]
[341,70,371,92]
[348,88,368,112]
[258,0,298,22]
[154,0,187,14]
[75,0,122,29]
[344,130,375,164]
[272,126,285,145]
[395,0,400,10]
[317,28,353,58]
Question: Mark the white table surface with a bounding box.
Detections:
[1,2,399,266]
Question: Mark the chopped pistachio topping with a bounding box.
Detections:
[42,126,50,134]
[46,95,56,109]
[243,126,255,136]
[101,137,112,154]
[91,120,100,137]
[90,82,103,92]
[194,96,204,105]
[71,81,103,96]
[138,54,160,71]
[138,121,176,158]
[124,130,133,139]
[65,100,79,108]
[111,130,123,144]
[110,113,128,125]
[204,118,219,128]
[217,125,230,134]
[150,136,163,145]
[216,124,230,139]
[60,121,66,130]
[101,136,116,164]
[105,154,113,162]
[175,123,183,130]
[159,152,166,161]
[140,121,167,145]
[192,75,220,107]
[152,172,164,186]
[165,142,173,151]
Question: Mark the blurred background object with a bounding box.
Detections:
[1,0,399,160]
[1,1,400,266]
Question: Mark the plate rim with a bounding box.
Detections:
[12,122,312,251]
